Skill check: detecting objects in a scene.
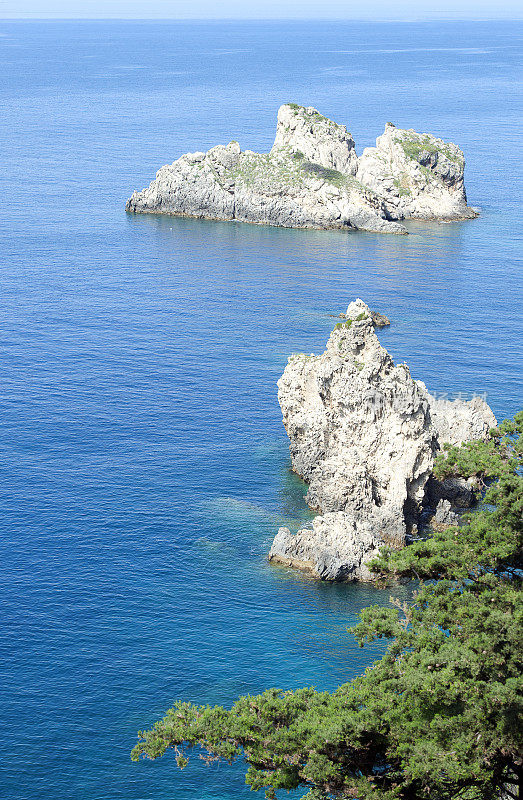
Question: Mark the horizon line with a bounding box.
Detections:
[2,14,523,21]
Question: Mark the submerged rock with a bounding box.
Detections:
[268,300,495,581]
[126,105,477,234]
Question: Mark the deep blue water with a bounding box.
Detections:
[0,19,522,800]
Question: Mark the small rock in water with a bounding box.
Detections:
[433,499,460,529]
[371,311,390,327]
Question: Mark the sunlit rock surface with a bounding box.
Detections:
[126,105,477,234]
[357,122,477,221]
[269,300,495,581]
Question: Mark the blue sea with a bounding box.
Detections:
[0,19,522,800]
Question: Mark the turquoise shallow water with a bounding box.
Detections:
[0,19,522,800]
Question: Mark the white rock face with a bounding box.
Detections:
[126,105,477,234]
[268,300,495,581]
[126,139,403,235]
[356,123,476,221]
[427,394,496,445]
[272,104,358,176]
[270,512,383,582]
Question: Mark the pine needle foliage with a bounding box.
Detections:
[131,413,523,800]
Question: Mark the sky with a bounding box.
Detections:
[1,0,523,20]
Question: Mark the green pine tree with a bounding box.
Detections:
[131,412,523,800]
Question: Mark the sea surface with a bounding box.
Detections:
[0,19,522,800]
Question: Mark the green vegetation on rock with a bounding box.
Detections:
[310,110,330,124]
[288,353,314,363]
[395,133,464,166]
[304,162,349,187]
[285,103,334,127]
[393,175,412,197]
[228,148,362,194]
[333,319,353,331]
[230,152,305,190]
[131,413,523,800]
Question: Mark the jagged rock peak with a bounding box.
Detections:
[345,297,371,318]
[341,298,391,328]
[271,103,358,176]
[268,301,496,581]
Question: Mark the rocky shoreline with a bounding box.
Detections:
[126,104,477,235]
[268,300,496,581]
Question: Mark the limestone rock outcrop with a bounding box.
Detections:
[126,105,477,234]
[270,512,385,582]
[268,300,495,581]
[427,393,496,445]
[272,104,358,176]
[357,123,476,221]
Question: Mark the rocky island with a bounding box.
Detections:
[126,104,477,234]
[269,300,496,581]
